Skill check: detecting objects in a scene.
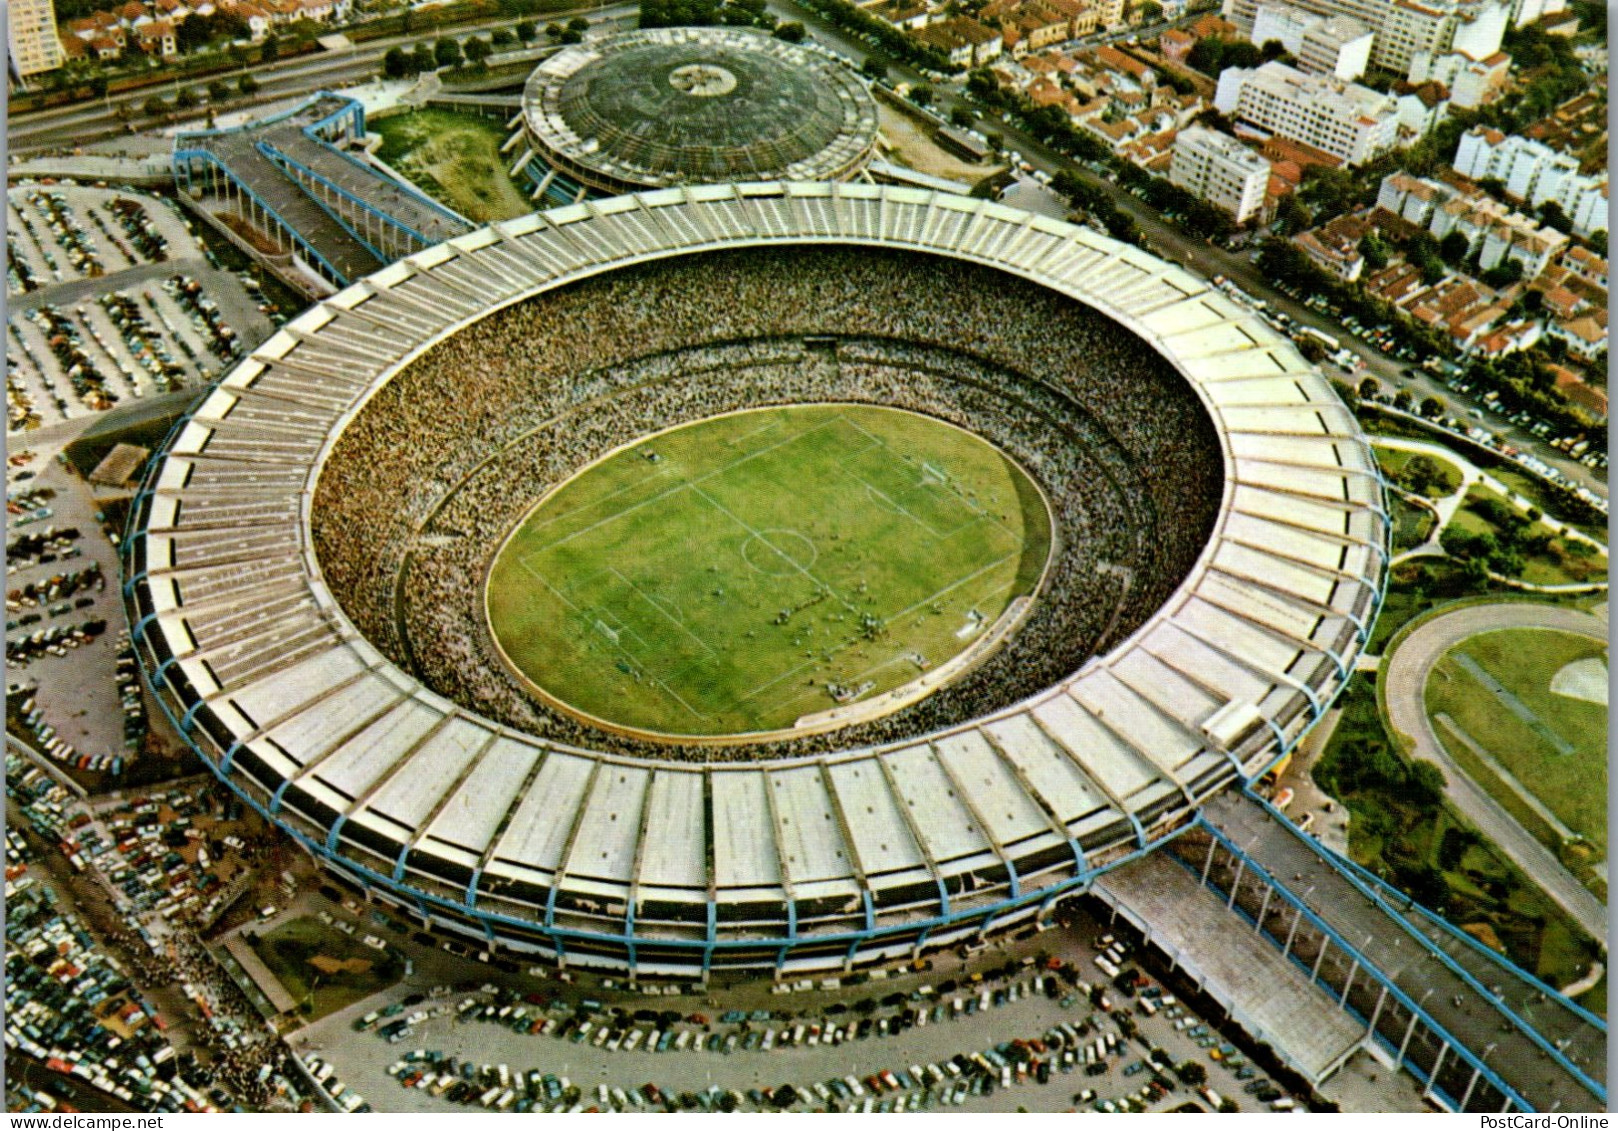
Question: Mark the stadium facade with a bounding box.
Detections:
[124,182,1389,980]
[513,28,880,205]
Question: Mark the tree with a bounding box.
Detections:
[773,19,805,40]
[1174,1061,1207,1087]
[545,21,564,37]
[515,19,537,40]
[909,83,934,106]
[1393,389,1414,411]
[950,107,975,128]
[383,45,412,77]
[491,27,516,46]
[1481,258,1524,288]
[1297,336,1327,363]
[1419,395,1445,419]
[464,36,492,66]
[1359,232,1390,271]
[175,87,199,109]
[861,56,887,81]
[1400,453,1446,496]
[208,79,230,102]
[560,26,583,42]
[1274,194,1310,236]
[238,74,259,95]
[1539,200,1571,233]
[434,37,463,68]
[1589,230,1607,256]
[143,95,168,117]
[1357,376,1380,399]
[412,41,436,71]
[1135,0,1163,21]
[567,16,590,31]
[260,33,280,62]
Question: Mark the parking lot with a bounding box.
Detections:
[286,898,1396,1114]
[7,181,275,433]
[6,437,144,783]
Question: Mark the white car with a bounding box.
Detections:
[361,935,386,950]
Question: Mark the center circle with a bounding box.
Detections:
[484,404,1054,743]
[742,530,817,576]
[667,63,737,97]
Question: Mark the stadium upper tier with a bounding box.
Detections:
[125,182,1388,978]
[518,28,879,196]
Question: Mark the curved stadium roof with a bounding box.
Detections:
[125,182,1388,974]
[520,27,879,193]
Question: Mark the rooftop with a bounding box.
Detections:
[520,27,879,192]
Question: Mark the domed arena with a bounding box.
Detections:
[125,183,1388,980]
[516,27,879,197]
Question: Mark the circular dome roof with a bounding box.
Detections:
[521,27,879,191]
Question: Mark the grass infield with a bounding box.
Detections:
[1425,627,1608,858]
[485,404,1052,738]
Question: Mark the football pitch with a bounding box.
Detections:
[485,404,1052,738]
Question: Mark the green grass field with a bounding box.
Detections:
[1389,494,1436,552]
[1373,444,1463,498]
[371,108,531,223]
[1425,627,1608,860]
[486,405,1051,737]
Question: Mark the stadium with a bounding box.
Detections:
[124,182,1388,980]
[512,27,880,203]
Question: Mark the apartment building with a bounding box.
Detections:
[1214,61,1399,164]
[1378,171,1570,276]
[1222,0,1509,74]
[8,0,66,85]
[1454,126,1609,237]
[1250,2,1373,78]
[1169,126,1271,223]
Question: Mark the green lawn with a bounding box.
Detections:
[1374,444,1463,499]
[1425,627,1608,859]
[1389,494,1436,552]
[486,405,1052,737]
[1447,486,1606,587]
[1313,675,1603,996]
[248,917,403,1021]
[371,108,531,223]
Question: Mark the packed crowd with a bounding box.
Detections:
[310,247,1223,762]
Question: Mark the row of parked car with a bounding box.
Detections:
[301,1054,370,1112]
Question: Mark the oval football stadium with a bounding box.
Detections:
[124,182,1388,980]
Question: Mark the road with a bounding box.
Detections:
[1379,600,1608,944]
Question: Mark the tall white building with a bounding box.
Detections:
[1378,171,1570,276]
[1214,61,1399,165]
[1169,126,1271,224]
[1406,49,1509,107]
[1454,126,1609,236]
[1508,0,1566,29]
[1251,2,1374,78]
[8,0,66,86]
[1222,0,1509,74]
